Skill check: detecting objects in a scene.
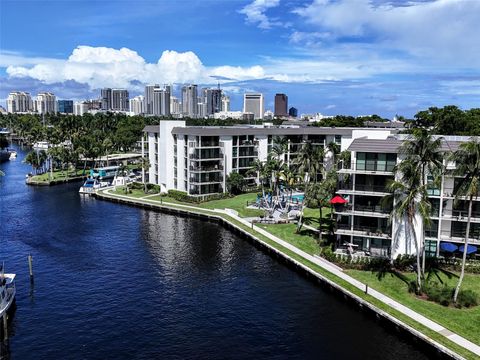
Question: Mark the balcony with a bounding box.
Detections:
[189,149,223,160]
[354,184,391,194]
[336,223,391,239]
[189,165,224,172]
[189,174,223,184]
[339,161,395,174]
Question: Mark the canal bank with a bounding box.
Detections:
[94,188,480,360]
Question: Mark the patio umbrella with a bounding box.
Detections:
[330,195,348,204]
[458,244,478,254]
[440,242,458,252]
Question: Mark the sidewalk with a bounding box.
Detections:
[101,189,480,357]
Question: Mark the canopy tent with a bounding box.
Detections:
[330,195,348,204]
[440,242,458,253]
[458,244,478,254]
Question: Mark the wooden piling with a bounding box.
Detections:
[28,254,34,282]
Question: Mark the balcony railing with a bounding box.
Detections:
[353,225,391,235]
[342,161,395,172]
[355,204,390,213]
[354,184,390,193]
[189,175,223,184]
[189,151,223,160]
[189,165,224,172]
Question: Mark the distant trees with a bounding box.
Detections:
[410,106,480,135]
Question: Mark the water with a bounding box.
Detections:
[0,145,432,359]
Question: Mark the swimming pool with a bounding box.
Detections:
[291,194,304,202]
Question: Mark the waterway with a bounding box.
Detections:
[0,145,432,359]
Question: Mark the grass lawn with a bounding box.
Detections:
[197,193,264,217]
[346,269,480,345]
[257,222,321,255]
[30,169,85,182]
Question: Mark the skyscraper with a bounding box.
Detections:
[129,95,144,115]
[274,93,288,117]
[7,91,33,113]
[202,88,222,115]
[182,84,198,118]
[111,89,129,111]
[243,93,264,119]
[144,84,159,115]
[35,92,57,114]
[57,100,74,114]
[101,88,112,110]
[170,96,181,115]
[289,107,298,118]
[153,87,170,116]
[221,95,230,112]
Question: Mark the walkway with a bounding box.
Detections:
[101,188,480,357]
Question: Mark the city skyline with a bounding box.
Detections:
[1,0,479,117]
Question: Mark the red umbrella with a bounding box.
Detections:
[330,195,348,204]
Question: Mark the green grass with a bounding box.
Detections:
[258,223,321,255]
[346,269,480,346]
[30,169,84,182]
[197,193,264,217]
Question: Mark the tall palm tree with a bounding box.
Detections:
[387,161,431,293]
[247,159,269,206]
[139,156,151,193]
[450,138,480,303]
[293,142,319,233]
[398,128,443,276]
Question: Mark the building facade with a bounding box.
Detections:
[35,92,57,114]
[243,93,264,120]
[129,95,144,115]
[334,135,477,258]
[182,85,198,118]
[274,93,288,117]
[7,91,33,113]
[57,100,74,114]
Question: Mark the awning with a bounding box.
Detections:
[458,244,478,254]
[440,242,458,252]
[330,195,348,204]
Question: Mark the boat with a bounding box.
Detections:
[0,265,16,319]
[89,166,119,180]
[9,150,17,160]
[79,177,110,194]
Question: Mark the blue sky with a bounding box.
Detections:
[1,0,479,118]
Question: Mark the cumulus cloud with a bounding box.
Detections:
[5,46,268,90]
[239,0,282,29]
[293,0,480,67]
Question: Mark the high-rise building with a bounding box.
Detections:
[182,84,198,118]
[57,100,74,114]
[101,88,112,110]
[274,93,288,117]
[289,107,298,118]
[243,93,264,119]
[35,92,57,114]
[202,88,222,115]
[73,101,89,116]
[221,95,230,112]
[7,91,33,113]
[129,95,144,115]
[144,84,159,115]
[111,89,129,111]
[153,87,170,116]
[170,96,181,115]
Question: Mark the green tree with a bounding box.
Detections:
[450,138,480,303]
[226,172,246,195]
[139,156,151,193]
[397,128,443,277]
[386,161,431,293]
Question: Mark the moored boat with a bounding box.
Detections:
[79,177,110,194]
[0,266,16,319]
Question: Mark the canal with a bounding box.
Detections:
[0,145,432,359]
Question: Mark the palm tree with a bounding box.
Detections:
[293,142,319,233]
[386,161,431,293]
[398,128,443,277]
[139,156,150,193]
[117,163,131,194]
[247,159,269,203]
[450,138,480,303]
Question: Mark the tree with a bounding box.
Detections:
[247,159,269,201]
[293,142,319,233]
[386,161,431,293]
[116,163,131,194]
[139,157,151,193]
[226,172,246,195]
[398,128,443,277]
[450,138,480,303]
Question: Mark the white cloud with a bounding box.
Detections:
[239,0,282,29]
[293,0,480,67]
[5,46,269,89]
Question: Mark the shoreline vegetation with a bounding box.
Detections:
[97,186,479,360]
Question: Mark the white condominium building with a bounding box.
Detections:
[7,91,33,113]
[243,93,264,120]
[35,92,57,114]
[335,135,475,258]
[129,95,144,115]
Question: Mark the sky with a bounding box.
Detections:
[0,0,479,118]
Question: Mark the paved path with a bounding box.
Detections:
[101,189,480,357]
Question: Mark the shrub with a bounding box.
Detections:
[167,190,201,203]
[457,289,479,308]
[424,283,452,306]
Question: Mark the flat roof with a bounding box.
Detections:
[348,136,464,153]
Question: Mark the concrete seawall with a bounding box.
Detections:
[94,191,466,360]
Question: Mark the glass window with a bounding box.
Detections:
[356,152,366,170]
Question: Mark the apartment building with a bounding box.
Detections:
[143,121,399,197]
[335,135,476,258]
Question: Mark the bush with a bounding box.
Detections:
[167,190,231,204]
[457,289,479,308]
